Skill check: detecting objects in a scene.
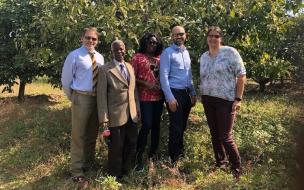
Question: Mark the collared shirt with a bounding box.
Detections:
[199,46,246,101]
[131,53,163,101]
[61,45,104,99]
[160,43,196,102]
[113,59,129,80]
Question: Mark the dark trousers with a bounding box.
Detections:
[108,118,138,177]
[136,99,164,158]
[201,95,241,170]
[167,88,192,162]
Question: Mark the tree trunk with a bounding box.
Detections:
[259,82,266,92]
[18,80,26,102]
[280,76,284,85]
[257,78,270,92]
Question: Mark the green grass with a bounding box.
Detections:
[0,82,303,190]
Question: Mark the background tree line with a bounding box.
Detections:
[0,0,303,100]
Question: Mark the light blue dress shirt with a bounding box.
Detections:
[61,45,104,99]
[160,43,196,102]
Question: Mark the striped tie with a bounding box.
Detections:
[89,52,98,92]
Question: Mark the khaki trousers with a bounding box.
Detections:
[70,92,99,177]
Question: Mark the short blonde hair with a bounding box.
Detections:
[82,27,100,37]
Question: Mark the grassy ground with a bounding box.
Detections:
[0,81,303,190]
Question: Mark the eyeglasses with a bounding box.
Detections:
[149,40,158,46]
[208,34,221,39]
[84,36,97,41]
[173,32,185,37]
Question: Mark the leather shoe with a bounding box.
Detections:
[72,176,89,188]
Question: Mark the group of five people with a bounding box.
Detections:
[61,25,246,186]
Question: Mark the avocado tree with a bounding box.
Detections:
[1,0,303,96]
[0,0,55,100]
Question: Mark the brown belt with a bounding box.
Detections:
[73,90,96,96]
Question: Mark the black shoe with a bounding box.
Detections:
[170,156,179,167]
[72,176,90,188]
[232,168,242,181]
[216,164,228,171]
[148,153,158,162]
[135,162,144,172]
[135,152,144,172]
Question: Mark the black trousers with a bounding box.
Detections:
[108,118,138,177]
[136,99,164,158]
[167,88,192,163]
[201,95,241,170]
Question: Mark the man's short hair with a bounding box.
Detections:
[111,40,125,51]
[82,27,100,37]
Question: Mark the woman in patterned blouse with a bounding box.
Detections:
[199,26,246,180]
[131,32,164,171]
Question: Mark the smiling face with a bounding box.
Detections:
[207,29,222,49]
[82,29,98,52]
[112,42,125,62]
[171,26,186,46]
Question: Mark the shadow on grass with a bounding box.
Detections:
[0,94,72,189]
[0,94,112,190]
[287,83,304,190]
[0,94,62,105]
[1,88,303,189]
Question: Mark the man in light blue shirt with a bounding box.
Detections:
[61,27,104,185]
[160,26,196,165]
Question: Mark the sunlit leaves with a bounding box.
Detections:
[0,0,302,94]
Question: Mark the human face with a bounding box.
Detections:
[112,42,125,62]
[146,36,158,55]
[207,30,221,49]
[171,26,186,46]
[82,30,98,52]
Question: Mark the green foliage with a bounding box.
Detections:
[0,82,303,189]
[279,14,304,82]
[1,0,303,95]
[95,175,122,190]
[235,95,292,162]
[245,53,295,91]
[0,0,56,97]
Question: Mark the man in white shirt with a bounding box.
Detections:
[61,27,104,185]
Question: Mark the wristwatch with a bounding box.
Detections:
[235,97,242,101]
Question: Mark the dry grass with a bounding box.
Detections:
[0,81,303,190]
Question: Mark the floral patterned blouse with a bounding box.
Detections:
[131,53,163,101]
[199,46,246,101]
